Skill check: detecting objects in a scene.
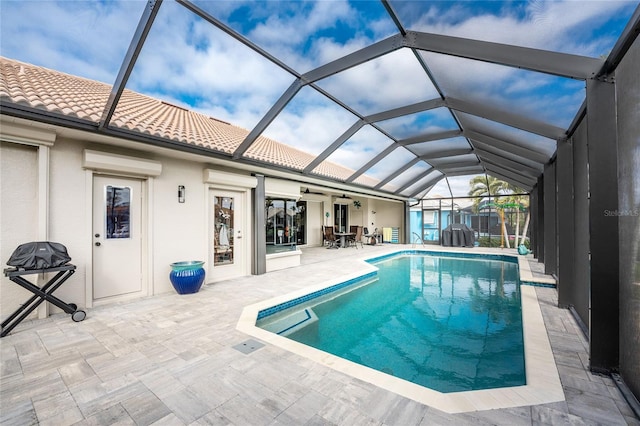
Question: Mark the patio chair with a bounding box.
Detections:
[364,227,380,245]
[323,226,338,249]
[347,226,363,249]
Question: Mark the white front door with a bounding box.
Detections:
[210,190,245,281]
[92,175,144,301]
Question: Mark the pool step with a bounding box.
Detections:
[260,308,318,336]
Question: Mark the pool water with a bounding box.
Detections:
[260,253,525,393]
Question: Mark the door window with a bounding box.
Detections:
[105,185,131,239]
[214,196,234,265]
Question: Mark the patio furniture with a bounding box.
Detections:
[347,226,363,249]
[364,228,381,245]
[335,231,355,248]
[323,226,338,249]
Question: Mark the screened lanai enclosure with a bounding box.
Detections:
[2,0,634,197]
[1,0,639,414]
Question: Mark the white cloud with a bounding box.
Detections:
[405,0,634,56]
[324,125,393,170]
[263,88,359,155]
[1,0,145,83]
[1,0,634,190]
[316,48,441,115]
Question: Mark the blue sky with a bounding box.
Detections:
[1,0,637,196]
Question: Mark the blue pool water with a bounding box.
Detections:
[258,252,525,393]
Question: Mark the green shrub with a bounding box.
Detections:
[477,236,530,249]
[478,236,502,247]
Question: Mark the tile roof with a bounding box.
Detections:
[1,57,380,185]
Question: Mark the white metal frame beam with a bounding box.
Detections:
[346,144,399,183]
[408,173,445,199]
[421,148,474,160]
[484,164,536,189]
[233,79,304,159]
[374,158,423,190]
[398,129,462,146]
[474,147,543,176]
[448,97,566,140]
[464,129,551,164]
[99,0,163,129]
[407,30,604,79]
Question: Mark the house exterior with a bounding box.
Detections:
[0,57,405,319]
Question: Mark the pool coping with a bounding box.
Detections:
[237,248,564,414]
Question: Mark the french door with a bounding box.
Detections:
[210,189,246,281]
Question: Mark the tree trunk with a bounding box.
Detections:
[520,211,531,247]
[514,209,520,247]
[502,219,510,248]
[499,210,510,248]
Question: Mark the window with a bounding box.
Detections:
[266,198,297,254]
[294,201,306,245]
[214,196,234,265]
[105,185,131,239]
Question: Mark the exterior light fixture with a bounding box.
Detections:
[178,185,185,203]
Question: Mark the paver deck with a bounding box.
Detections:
[1,245,638,425]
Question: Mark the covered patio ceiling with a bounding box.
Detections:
[1,0,638,199]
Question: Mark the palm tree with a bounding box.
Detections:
[469,176,507,246]
[468,176,529,248]
[468,176,504,212]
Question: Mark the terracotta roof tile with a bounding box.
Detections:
[1,57,382,188]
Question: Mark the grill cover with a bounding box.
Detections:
[441,224,476,247]
[7,242,72,270]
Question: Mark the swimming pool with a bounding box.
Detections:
[258,253,525,393]
[238,248,564,413]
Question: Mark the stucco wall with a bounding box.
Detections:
[0,142,39,320]
[305,200,323,246]
[616,34,640,400]
[368,199,404,242]
[47,138,92,312]
[1,134,226,318]
[1,123,408,321]
[152,156,208,293]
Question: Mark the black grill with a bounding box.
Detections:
[2,242,85,337]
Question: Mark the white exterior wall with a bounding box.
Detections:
[1,117,408,319]
[0,132,241,317]
[369,199,404,242]
[47,138,92,312]
[305,201,323,246]
[0,142,39,320]
[152,156,208,293]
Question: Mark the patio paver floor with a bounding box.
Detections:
[1,245,638,425]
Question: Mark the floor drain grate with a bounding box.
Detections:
[233,339,265,354]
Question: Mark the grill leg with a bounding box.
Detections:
[1,270,76,337]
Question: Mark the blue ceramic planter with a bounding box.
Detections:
[169,261,205,294]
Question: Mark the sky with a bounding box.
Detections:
[1,0,637,197]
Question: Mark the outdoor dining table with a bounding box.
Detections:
[334,232,355,248]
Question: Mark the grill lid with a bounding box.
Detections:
[7,241,72,270]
